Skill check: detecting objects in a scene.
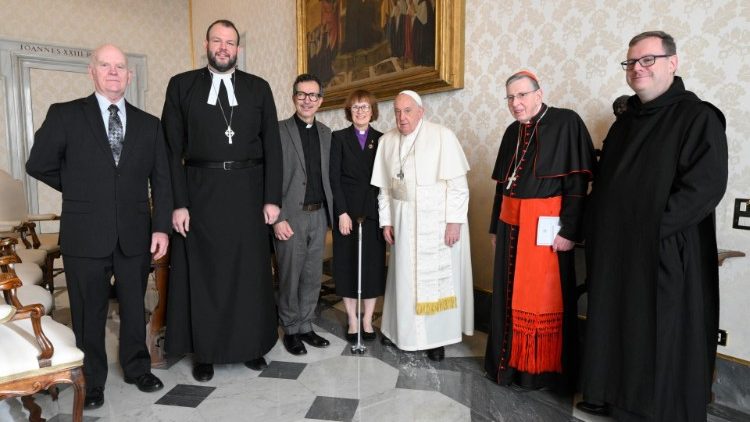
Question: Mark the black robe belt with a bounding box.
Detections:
[185,158,262,170]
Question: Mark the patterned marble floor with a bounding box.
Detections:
[0,272,738,422]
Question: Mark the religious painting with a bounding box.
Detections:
[297,0,464,110]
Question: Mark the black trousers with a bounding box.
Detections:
[64,243,152,391]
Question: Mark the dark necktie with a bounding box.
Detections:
[108,104,123,165]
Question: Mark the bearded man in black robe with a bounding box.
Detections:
[162,19,282,382]
[579,31,728,421]
[485,71,595,392]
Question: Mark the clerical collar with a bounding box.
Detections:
[524,104,548,126]
[402,119,423,144]
[207,68,238,106]
[293,113,315,130]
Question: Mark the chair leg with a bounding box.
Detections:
[48,385,59,401]
[44,254,55,294]
[70,367,85,422]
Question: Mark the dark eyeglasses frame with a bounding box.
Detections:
[295,91,322,101]
[620,54,673,70]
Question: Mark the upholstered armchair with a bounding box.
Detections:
[0,170,62,293]
[0,258,85,422]
[0,238,53,314]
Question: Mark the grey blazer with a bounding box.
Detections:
[277,116,334,224]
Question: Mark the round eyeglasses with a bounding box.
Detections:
[351,104,371,112]
[620,54,673,70]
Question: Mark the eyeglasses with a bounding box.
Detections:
[620,54,673,70]
[504,89,539,102]
[350,104,371,112]
[295,91,322,102]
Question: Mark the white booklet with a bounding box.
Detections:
[536,216,561,246]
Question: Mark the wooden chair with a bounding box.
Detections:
[0,238,53,314]
[0,256,85,422]
[0,170,62,293]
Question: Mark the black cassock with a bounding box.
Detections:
[485,105,594,392]
[162,68,282,363]
[329,125,385,299]
[581,77,728,421]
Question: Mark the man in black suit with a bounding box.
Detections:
[26,44,171,410]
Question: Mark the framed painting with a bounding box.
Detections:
[296,0,464,110]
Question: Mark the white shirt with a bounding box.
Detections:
[94,92,126,136]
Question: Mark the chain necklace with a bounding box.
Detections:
[397,123,423,180]
[506,106,549,189]
[210,70,236,144]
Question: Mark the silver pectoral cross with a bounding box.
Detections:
[506,172,517,189]
[225,126,235,144]
[397,169,404,180]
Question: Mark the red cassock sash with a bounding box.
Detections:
[500,195,563,374]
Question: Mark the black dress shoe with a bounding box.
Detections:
[192,362,214,382]
[84,386,104,410]
[283,334,307,355]
[576,401,610,416]
[124,372,164,393]
[426,346,445,362]
[244,357,268,371]
[299,331,330,348]
[361,330,377,341]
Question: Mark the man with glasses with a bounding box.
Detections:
[162,19,282,382]
[484,70,595,392]
[371,90,474,362]
[580,31,727,421]
[275,73,334,356]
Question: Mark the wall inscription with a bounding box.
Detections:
[18,43,91,59]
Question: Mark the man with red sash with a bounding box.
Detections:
[485,70,595,392]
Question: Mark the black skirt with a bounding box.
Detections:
[332,216,386,299]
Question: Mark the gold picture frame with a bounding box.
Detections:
[296,0,464,111]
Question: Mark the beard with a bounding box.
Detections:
[207,49,237,73]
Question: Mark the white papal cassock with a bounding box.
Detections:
[371,119,474,351]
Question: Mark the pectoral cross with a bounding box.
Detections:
[397,170,404,180]
[225,126,235,144]
[506,172,517,189]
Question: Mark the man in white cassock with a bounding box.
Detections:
[371,90,474,361]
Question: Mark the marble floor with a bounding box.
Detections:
[0,272,739,422]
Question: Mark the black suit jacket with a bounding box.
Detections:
[26,93,172,258]
[329,125,382,221]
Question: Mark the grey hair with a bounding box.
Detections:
[505,72,540,90]
[628,31,676,55]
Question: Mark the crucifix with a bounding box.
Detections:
[506,172,517,189]
[225,126,235,144]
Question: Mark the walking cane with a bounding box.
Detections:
[351,217,367,354]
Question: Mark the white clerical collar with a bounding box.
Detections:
[207,68,238,107]
[403,119,423,143]
[399,119,423,160]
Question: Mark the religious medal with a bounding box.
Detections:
[368,142,374,149]
[225,126,235,144]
